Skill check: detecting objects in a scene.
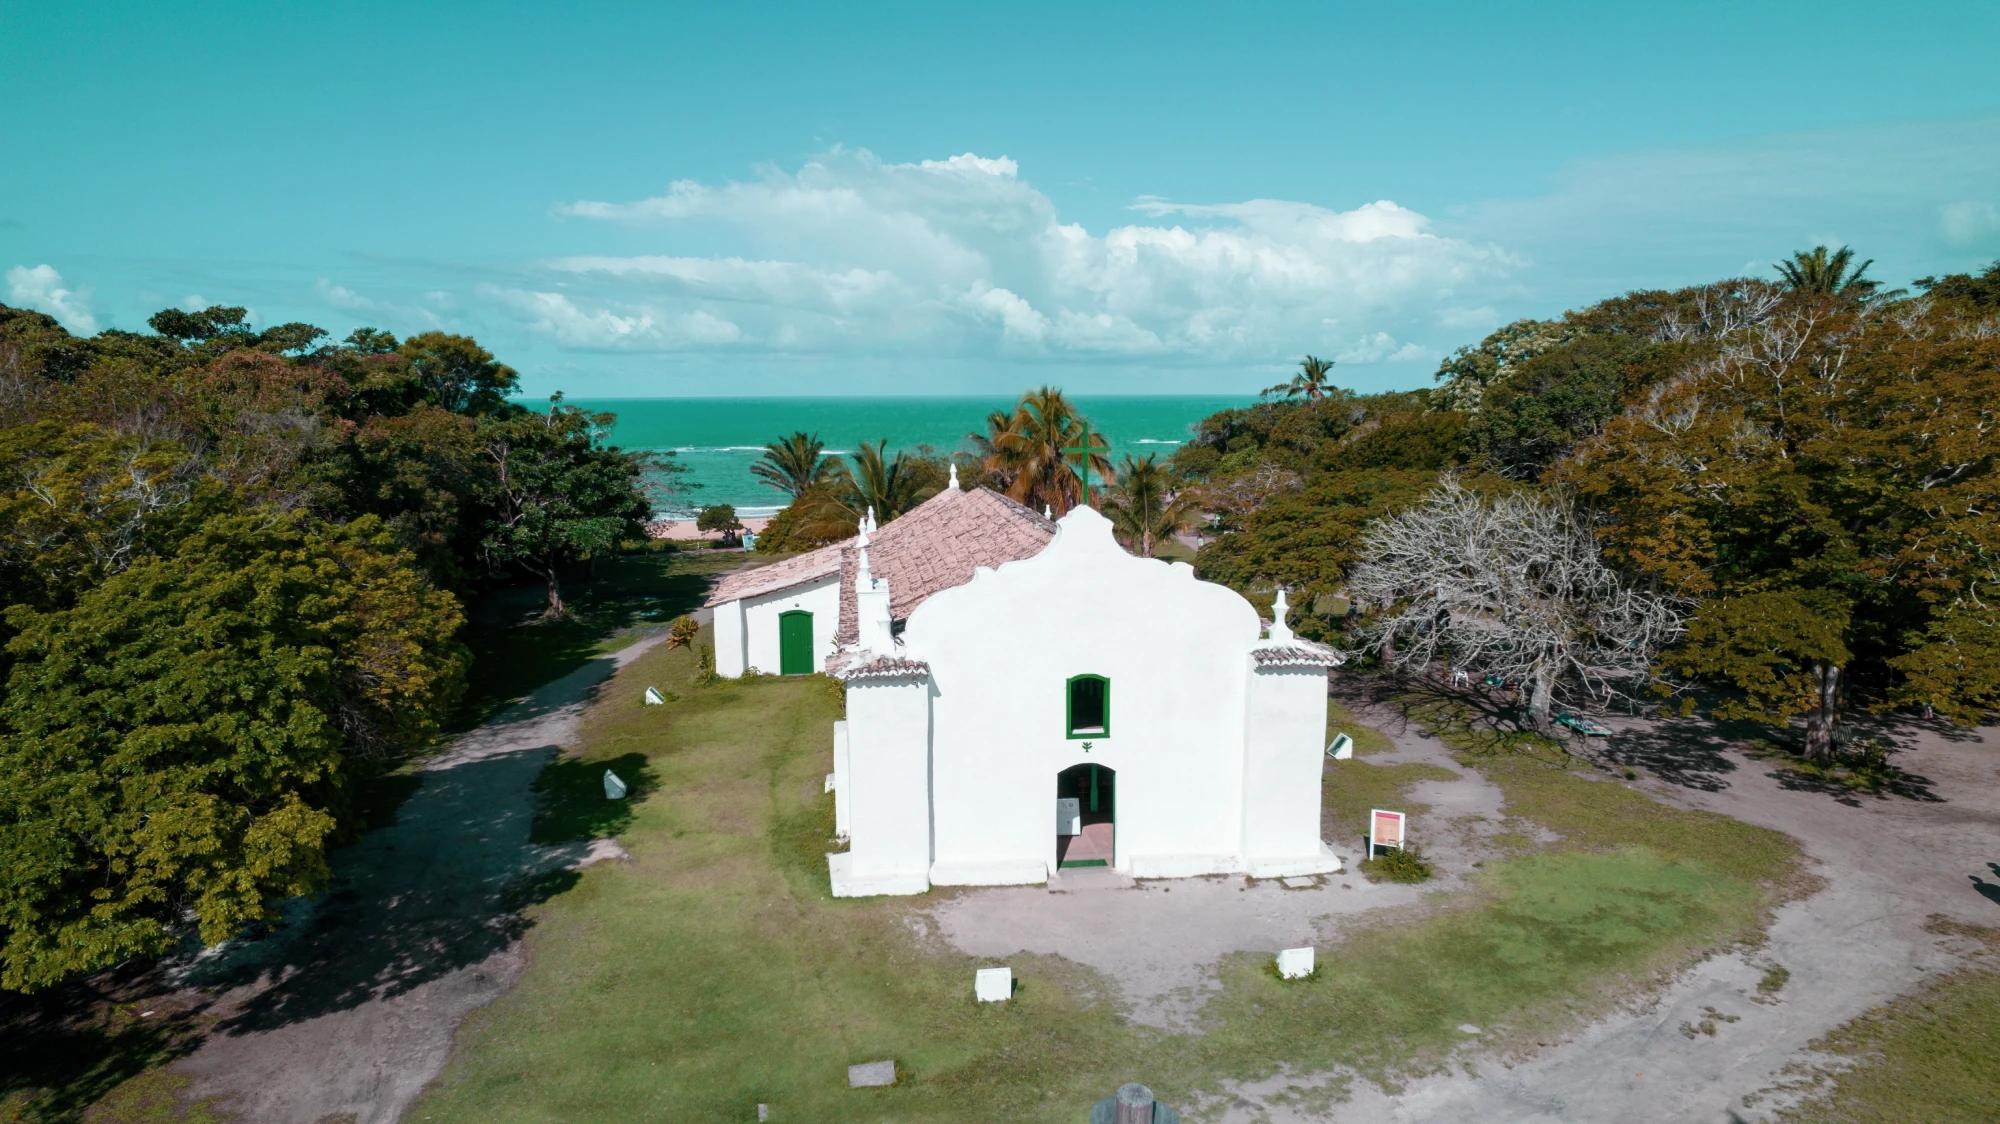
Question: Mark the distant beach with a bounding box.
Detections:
[535,395,1251,517]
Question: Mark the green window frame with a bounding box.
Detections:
[1066,673,1110,739]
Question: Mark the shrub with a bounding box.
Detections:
[666,614,700,649]
[1361,844,1434,884]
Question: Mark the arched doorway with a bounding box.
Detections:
[778,609,813,675]
[1055,762,1115,868]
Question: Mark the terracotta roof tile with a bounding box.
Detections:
[836,487,1055,643]
[827,651,932,681]
[1250,640,1345,668]
[703,538,848,607]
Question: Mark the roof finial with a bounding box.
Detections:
[1269,587,1295,643]
[949,462,960,490]
[866,506,878,534]
[1044,504,1053,520]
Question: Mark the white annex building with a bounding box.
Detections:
[710,470,1346,897]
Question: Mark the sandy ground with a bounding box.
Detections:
[931,690,1999,1123]
[645,515,771,541]
[163,633,669,1124]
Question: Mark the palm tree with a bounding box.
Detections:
[848,439,926,521]
[751,431,845,498]
[980,387,1114,516]
[1775,246,1882,301]
[1263,354,1337,400]
[1102,454,1197,557]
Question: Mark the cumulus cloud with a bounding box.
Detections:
[315,278,444,328]
[1939,200,2000,246]
[482,285,742,350]
[7,264,98,333]
[532,147,1511,364]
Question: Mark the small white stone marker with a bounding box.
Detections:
[824,772,837,794]
[975,966,1012,1002]
[1277,946,1315,980]
[848,1060,896,1088]
[1327,732,1354,759]
[603,770,628,800]
[756,1104,770,1121]
[643,686,666,705]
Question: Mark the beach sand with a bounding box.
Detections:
[645,515,773,542]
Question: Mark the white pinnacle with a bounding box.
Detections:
[1269,587,1295,643]
[949,462,961,490]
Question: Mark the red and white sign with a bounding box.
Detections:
[1370,808,1407,854]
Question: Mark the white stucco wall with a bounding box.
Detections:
[714,596,748,678]
[723,575,840,677]
[829,676,933,896]
[899,507,1271,883]
[1241,663,1339,875]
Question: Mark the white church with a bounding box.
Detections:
[705,470,1345,896]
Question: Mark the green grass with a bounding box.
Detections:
[455,548,750,727]
[1779,924,2000,1122]
[413,639,1806,1122]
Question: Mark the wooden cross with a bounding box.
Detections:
[1063,421,1100,507]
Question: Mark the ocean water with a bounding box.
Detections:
[552,396,1250,517]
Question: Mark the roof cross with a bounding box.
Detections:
[1062,421,1101,508]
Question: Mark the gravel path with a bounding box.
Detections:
[1236,706,2000,1123]
[166,633,667,1124]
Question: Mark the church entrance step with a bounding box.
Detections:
[1048,868,1135,893]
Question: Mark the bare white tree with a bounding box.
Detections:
[1349,477,1686,729]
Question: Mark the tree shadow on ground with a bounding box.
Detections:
[1971,864,2000,912]
[1741,713,1945,807]
[1588,714,1753,792]
[177,741,658,1036]
[454,549,740,729]
[0,970,208,1123]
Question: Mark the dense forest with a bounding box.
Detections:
[0,307,659,990]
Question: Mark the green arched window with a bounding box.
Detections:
[1066,674,1109,739]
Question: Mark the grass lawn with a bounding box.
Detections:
[414,635,1804,1122]
[1778,923,2000,1123]
[455,546,751,727]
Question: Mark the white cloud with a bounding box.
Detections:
[1939,200,2000,246]
[315,278,444,328]
[482,285,742,350]
[7,264,98,333]
[1336,331,1430,364]
[534,147,1512,364]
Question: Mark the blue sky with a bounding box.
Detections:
[4,1,1998,396]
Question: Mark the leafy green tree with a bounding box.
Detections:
[1774,245,1881,300]
[697,503,745,544]
[0,511,464,991]
[751,432,845,499]
[396,332,517,415]
[1560,299,2000,756]
[1263,354,1338,400]
[1466,335,1654,478]
[1103,454,1195,557]
[478,397,650,616]
[848,439,927,521]
[1914,259,2000,309]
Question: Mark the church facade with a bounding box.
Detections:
[823,491,1344,897]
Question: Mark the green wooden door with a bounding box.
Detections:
[778,610,814,675]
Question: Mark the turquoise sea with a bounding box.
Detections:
[552,396,1252,517]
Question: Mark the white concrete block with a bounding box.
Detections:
[824,772,837,794]
[974,966,1012,1002]
[1277,946,1315,980]
[643,686,666,705]
[602,770,628,800]
[1327,732,1354,759]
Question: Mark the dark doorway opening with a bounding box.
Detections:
[1056,763,1115,868]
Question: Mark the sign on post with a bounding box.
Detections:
[1368,808,1406,857]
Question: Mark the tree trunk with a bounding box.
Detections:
[1527,667,1555,731]
[544,567,565,618]
[1141,529,1154,558]
[1803,662,1841,762]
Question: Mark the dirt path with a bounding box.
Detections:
[165,633,668,1124]
[1245,706,2000,1123]
[928,704,1512,1029]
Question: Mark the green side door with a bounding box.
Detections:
[778,610,814,675]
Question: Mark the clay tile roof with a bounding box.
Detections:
[827,651,932,681]
[1250,640,1345,669]
[836,487,1055,644]
[703,537,850,607]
